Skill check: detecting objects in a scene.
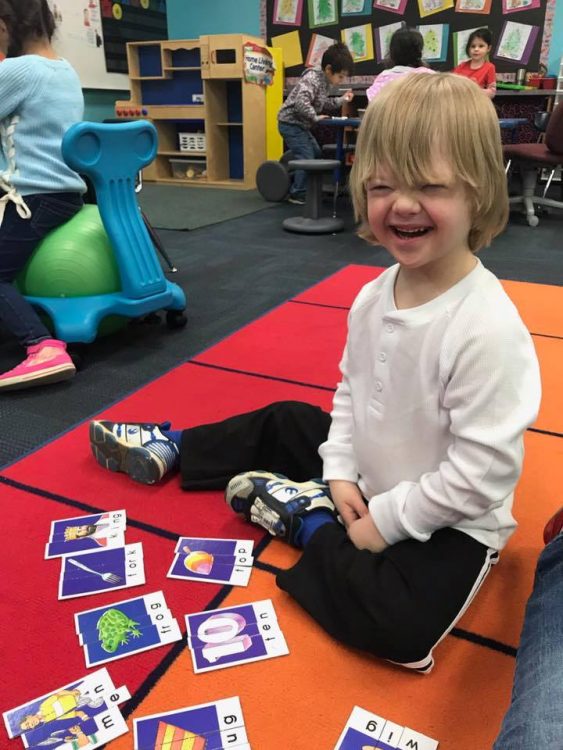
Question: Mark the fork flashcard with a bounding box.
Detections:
[84,618,183,667]
[75,591,169,636]
[185,600,288,673]
[49,511,126,540]
[59,543,145,599]
[133,697,248,750]
[175,537,254,561]
[3,668,117,739]
[22,687,130,750]
[46,529,125,559]
[168,555,252,586]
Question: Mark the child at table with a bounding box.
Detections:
[277,41,355,205]
[366,27,435,101]
[0,0,84,391]
[89,74,541,672]
[453,28,497,99]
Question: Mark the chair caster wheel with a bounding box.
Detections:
[166,310,188,329]
[527,215,539,227]
[143,312,162,324]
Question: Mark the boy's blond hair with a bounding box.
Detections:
[350,73,508,252]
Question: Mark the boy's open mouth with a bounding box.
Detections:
[391,226,433,239]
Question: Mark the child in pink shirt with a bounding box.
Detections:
[367,28,435,101]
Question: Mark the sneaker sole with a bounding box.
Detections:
[89,421,162,485]
[0,363,76,391]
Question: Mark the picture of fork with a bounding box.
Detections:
[68,558,122,584]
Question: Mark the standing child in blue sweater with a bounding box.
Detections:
[0,0,85,390]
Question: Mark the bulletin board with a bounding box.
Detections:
[263,0,554,81]
[47,0,167,90]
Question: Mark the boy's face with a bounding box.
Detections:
[324,65,349,86]
[366,153,473,272]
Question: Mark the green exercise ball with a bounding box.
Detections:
[17,204,126,336]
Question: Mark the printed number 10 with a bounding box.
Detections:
[197,613,252,663]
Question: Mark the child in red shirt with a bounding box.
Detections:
[453,28,496,99]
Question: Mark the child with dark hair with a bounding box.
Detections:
[453,28,496,98]
[278,41,355,204]
[0,0,84,390]
[366,28,435,101]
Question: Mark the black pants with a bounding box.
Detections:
[180,401,497,670]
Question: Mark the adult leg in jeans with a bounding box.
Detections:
[493,529,563,749]
[278,122,322,199]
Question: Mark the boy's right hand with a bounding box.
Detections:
[328,479,369,527]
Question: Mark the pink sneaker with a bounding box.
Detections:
[0,338,76,391]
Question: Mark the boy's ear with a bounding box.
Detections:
[324,63,333,74]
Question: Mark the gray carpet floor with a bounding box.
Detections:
[1,197,562,468]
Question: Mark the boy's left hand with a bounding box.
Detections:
[342,89,354,102]
[348,514,389,553]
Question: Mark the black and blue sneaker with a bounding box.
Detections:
[89,420,179,484]
[225,471,337,545]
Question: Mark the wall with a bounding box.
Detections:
[167,0,260,38]
[84,90,128,122]
[548,1,563,75]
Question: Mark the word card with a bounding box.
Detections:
[168,537,254,587]
[58,542,145,599]
[334,706,439,749]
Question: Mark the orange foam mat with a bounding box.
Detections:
[108,569,517,750]
[501,278,563,338]
[533,336,563,435]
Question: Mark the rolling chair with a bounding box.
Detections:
[503,103,563,227]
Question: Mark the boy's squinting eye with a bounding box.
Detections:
[367,184,392,193]
[421,184,447,192]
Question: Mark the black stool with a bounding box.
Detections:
[282,159,344,235]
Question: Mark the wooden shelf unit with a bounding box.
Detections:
[116,34,267,190]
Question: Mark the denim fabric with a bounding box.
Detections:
[0,193,82,347]
[493,534,563,749]
[278,121,322,197]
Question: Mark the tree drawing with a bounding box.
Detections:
[424,29,439,56]
[278,0,296,21]
[349,31,366,58]
[499,28,524,59]
[316,0,334,23]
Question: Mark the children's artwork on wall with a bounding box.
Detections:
[495,20,539,63]
[271,29,304,67]
[308,0,339,26]
[502,0,540,14]
[273,0,304,25]
[417,0,454,18]
[341,0,371,14]
[373,0,409,16]
[341,23,375,61]
[306,32,337,65]
[452,25,481,64]
[418,23,449,61]
[455,0,492,15]
[374,21,404,62]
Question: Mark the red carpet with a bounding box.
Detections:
[1,264,561,749]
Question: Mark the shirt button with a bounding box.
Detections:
[385,323,394,333]
[378,352,386,362]
[375,380,383,392]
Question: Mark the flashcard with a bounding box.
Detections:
[177,549,254,570]
[334,706,439,750]
[25,704,129,750]
[168,556,252,586]
[133,697,247,750]
[3,668,116,739]
[49,511,126,540]
[23,687,130,750]
[46,529,126,559]
[59,543,145,599]
[175,537,254,560]
[84,618,182,667]
[75,591,169,635]
[185,601,288,673]
[79,608,174,646]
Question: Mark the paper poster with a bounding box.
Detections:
[502,0,540,13]
[495,20,539,64]
[373,0,408,14]
[243,42,276,86]
[341,0,371,14]
[273,0,304,25]
[308,0,339,27]
[341,24,374,62]
[453,26,482,65]
[374,22,403,62]
[306,33,337,66]
[271,29,303,67]
[418,24,449,62]
[455,0,492,14]
[417,0,454,18]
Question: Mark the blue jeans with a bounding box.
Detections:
[0,193,82,347]
[278,121,321,197]
[493,534,563,748]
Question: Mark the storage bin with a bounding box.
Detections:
[179,132,206,152]
[170,158,206,180]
